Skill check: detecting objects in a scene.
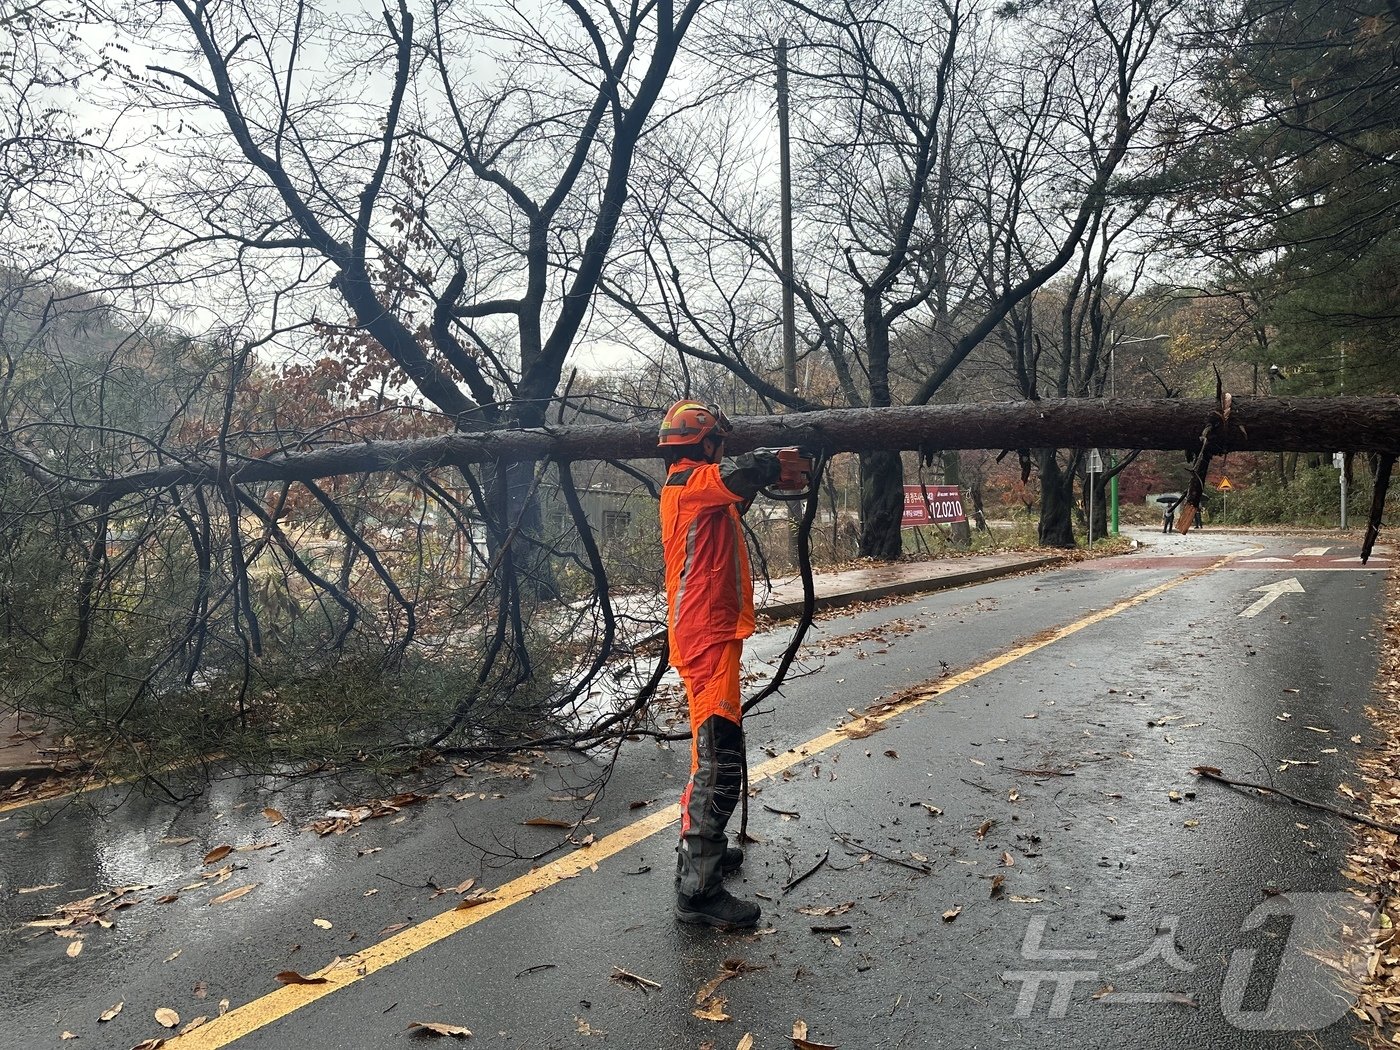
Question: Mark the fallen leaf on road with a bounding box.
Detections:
[66,940,83,958]
[1000,851,1015,867]
[313,919,332,930]
[791,1019,838,1049]
[154,894,179,905]
[990,875,1005,899]
[193,981,207,999]
[917,803,942,816]
[164,950,181,963]
[130,1039,165,1050]
[202,845,233,865]
[180,1017,208,1035]
[218,999,230,1016]
[737,1036,754,1050]
[263,807,285,825]
[975,820,995,840]
[275,971,328,985]
[454,890,495,911]
[378,923,410,937]
[796,903,854,918]
[611,967,661,993]
[155,1007,180,1028]
[209,884,257,906]
[18,883,60,893]
[1304,726,1331,734]
[452,879,476,894]
[841,718,883,739]
[693,996,731,1022]
[407,1021,472,1038]
[60,1032,77,1040]
[1009,895,1043,904]
[942,907,961,922]
[160,837,195,846]
[521,817,574,829]
[99,1003,123,1022]
[574,1016,605,1036]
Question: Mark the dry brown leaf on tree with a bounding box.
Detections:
[406,1020,472,1038]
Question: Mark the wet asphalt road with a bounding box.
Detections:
[0,530,1388,1050]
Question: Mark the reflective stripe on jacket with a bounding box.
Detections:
[661,458,754,666]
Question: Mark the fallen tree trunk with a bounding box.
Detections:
[16,395,1400,507]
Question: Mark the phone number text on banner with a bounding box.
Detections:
[901,485,966,527]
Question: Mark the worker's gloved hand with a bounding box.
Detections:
[720,450,784,500]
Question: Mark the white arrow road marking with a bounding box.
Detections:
[1238,577,1305,618]
[1241,557,1293,563]
[1331,556,1388,564]
[1296,547,1331,557]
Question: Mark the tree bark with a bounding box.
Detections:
[857,451,904,559]
[30,396,1400,507]
[1037,450,1076,548]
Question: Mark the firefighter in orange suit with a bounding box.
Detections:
[658,400,783,929]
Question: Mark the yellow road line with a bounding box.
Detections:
[165,550,1240,1049]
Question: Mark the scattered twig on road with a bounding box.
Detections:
[515,964,557,979]
[1192,766,1400,836]
[1004,766,1075,778]
[763,804,801,818]
[782,849,830,894]
[832,831,933,875]
[959,778,996,794]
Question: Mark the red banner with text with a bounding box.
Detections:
[901,485,966,527]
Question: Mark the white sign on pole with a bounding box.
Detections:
[1086,450,1104,474]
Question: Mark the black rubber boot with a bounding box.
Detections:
[675,887,761,929]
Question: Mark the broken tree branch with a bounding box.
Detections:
[1192,765,1400,836]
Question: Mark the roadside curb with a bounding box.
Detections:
[0,763,60,790]
[759,555,1063,620]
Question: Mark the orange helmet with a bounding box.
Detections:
[658,400,733,447]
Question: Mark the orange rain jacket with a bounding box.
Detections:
[660,458,756,670]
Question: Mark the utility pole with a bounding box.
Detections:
[777,39,802,562]
[777,38,797,401]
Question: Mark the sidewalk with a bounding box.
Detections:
[0,708,78,791]
[0,550,1060,791]
[758,550,1061,618]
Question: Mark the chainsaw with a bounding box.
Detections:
[758,447,817,500]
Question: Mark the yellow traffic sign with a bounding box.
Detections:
[1218,477,1233,491]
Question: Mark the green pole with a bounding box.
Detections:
[1109,454,1119,535]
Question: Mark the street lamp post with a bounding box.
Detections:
[1107,334,1169,535]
